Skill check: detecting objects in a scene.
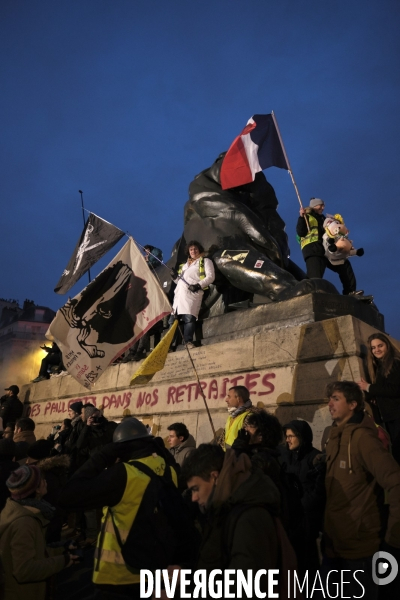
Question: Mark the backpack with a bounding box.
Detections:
[109,460,199,572]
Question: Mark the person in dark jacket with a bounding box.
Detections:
[58,418,180,599]
[280,419,326,573]
[26,439,70,542]
[358,332,400,463]
[0,465,78,600]
[13,418,36,461]
[47,418,72,454]
[232,409,283,485]
[31,342,63,383]
[64,401,86,472]
[178,444,296,600]
[296,197,360,295]
[0,439,19,511]
[233,410,306,576]
[76,406,117,463]
[167,422,196,467]
[0,385,23,432]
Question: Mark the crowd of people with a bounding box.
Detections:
[0,227,399,598]
[0,359,399,598]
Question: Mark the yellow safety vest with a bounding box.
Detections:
[93,455,178,586]
[224,410,251,449]
[300,213,320,249]
[178,257,209,289]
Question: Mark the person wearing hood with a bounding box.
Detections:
[169,240,215,349]
[280,419,326,574]
[177,444,296,599]
[281,419,325,518]
[167,422,196,467]
[0,465,78,600]
[323,381,400,599]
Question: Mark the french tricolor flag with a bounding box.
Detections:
[220,113,290,190]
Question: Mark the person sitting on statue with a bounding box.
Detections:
[296,197,363,296]
[31,342,63,383]
[169,240,215,349]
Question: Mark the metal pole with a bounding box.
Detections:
[79,190,91,283]
[271,112,310,233]
[174,321,216,438]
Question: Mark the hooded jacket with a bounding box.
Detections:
[169,434,196,467]
[280,421,325,544]
[280,420,325,516]
[0,499,67,600]
[197,451,280,582]
[324,411,400,559]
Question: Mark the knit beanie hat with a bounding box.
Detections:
[83,404,97,420]
[309,198,324,209]
[69,401,83,414]
[6,465,42,500]
[27,439,53,461]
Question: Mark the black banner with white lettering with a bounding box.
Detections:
[54,213,125,294]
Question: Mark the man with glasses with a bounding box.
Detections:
[296,198,361,295]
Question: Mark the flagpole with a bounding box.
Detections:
[134,239,191,287]
[271,112,310,233]
[79,190,91,283]
[174,321,216,438]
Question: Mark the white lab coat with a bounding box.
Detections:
[172,257,215,318]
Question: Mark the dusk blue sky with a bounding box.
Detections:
[2,1,399,337]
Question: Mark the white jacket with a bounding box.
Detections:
[172,257,215,318]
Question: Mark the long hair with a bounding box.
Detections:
[366,332,400,382]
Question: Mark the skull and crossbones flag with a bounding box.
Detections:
[47,238,171,389]
[54,213,125,294]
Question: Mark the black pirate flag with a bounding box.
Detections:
[54,213,124,294]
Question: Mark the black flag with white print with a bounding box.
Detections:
[54,213,125,294]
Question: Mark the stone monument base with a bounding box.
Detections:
[20,293,390,449]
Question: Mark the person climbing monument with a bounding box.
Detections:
[296,198,363,295]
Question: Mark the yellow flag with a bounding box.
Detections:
[130,320,178,386]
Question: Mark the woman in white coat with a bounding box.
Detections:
[170,241,215,347]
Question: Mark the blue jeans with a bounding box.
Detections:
[169,314,196,343]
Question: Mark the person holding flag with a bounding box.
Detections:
[296,198,363,295]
